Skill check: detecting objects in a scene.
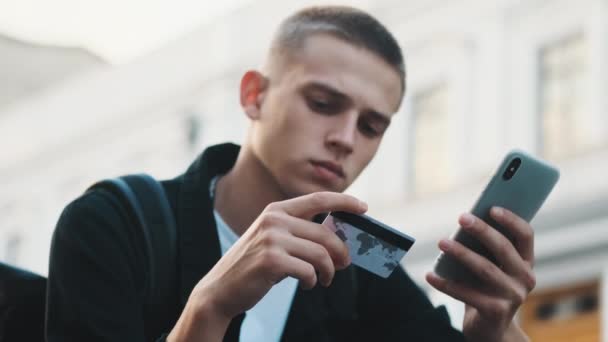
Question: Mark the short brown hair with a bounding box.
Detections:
[270,6,406,95]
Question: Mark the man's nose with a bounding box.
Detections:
[325,113,357,155]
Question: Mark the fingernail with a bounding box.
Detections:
[359,201,368,211]
[438,239,452,251]
[461,213,475,227]
[492,207,504,217]
[341,254,351,268]
[426,272,445,285]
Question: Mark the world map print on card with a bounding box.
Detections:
[322,215,408,278]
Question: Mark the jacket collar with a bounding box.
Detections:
[176,142,240,306]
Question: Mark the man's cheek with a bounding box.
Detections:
[358,149,377,167]
[348,161,366,182]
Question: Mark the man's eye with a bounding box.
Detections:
[307,98,333,113]
[359,121,381,137]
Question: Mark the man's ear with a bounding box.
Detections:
[240,70,268,120]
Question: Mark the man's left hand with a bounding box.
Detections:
[426,207,536,342]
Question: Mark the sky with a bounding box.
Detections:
[0,0,252,64]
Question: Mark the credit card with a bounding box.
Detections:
[321,211,415,278]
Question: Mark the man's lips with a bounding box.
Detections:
[310,160,346,179]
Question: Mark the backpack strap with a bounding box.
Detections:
[87,174,177,326]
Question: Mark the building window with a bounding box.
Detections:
[185,113,202,150]
[411,84,452,196]
[521,281,600,342]
[539,34,589,160]
[4,234,21,264]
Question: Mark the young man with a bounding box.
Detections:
[47,6,535,342]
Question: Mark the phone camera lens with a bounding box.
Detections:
[502,157,521,180]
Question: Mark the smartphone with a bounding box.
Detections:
[321,211,415,278]
[433,149,560,283]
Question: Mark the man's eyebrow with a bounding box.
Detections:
[302,81,392,122]
[302,82,348,100]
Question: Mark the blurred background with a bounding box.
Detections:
[0,0,606,340]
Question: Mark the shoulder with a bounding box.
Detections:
[55,175,182,240]
[51,188,134,252]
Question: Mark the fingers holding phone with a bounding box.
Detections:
[457,209,535,290]
[432,150,557,287]
[427,209,534,302]
[428,150,559,341]
[426,208,536,341]
[490,207,536,267]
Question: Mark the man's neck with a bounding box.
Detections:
[213,144,287,236]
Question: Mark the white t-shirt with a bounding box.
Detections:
[213,199,299,342]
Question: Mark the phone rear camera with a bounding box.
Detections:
[502,157,521,180]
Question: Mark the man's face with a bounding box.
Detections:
[249,34,403,198]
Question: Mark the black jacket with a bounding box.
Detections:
[46,143,465,341]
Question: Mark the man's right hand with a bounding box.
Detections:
[168,192,367,342]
